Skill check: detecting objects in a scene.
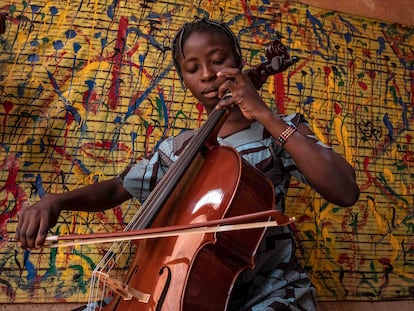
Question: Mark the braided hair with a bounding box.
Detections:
[171,18,242,86]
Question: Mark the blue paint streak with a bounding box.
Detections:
[338,15,360,33]
[53,40,64,51]
[306,9,330,50]
[399,97,408,130]
[127,27,166,52]
[124,64,173,120]
[49,6,58,16]
[65,29,77,39]
[23,250,36,287]
[35,174,46,198]
[73,43,81,58]
[296,82,305,92]
[304,96,314,105]
[344,32,353,44]
[46,70,83,127]
[377,36,386,55]
[383,113,394,140]
[28,54,40,62]
[107,0,119,19]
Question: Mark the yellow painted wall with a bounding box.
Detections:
[0,0,413,304]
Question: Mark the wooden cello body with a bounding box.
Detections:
[105,144,275,310]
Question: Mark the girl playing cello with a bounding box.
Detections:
[16,18,359,310]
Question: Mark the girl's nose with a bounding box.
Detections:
[201,65,216,82]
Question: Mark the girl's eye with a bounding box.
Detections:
[183,65,198,74]
[186,66,198,73]
[212,58,224,65]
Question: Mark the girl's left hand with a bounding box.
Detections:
[216,68,271,121]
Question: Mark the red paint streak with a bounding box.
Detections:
[367,70,376,80]
[240,0,253,24]
[1,100,13,114]
[382,30,414,61]
[51,143,86,173]
[79,141,131,163]
[361,157,398,202]
[407,134,412,144]
[274,73,285,114]
[145,124,154,155]
[287,57,310,80]
[337,253,350,265]
[362,48,371,57]
[358,81,368,91]
[334,101,342,115]
[296,214,312,223]
[0,155,27,230]
[108,16,128,110]
[53,140,129,165]
[112,206,125,226]
[127,42,140,59]
[65,110,75,126]
[321,221,333,228]
[359,157,373,191]
[402,149,414,164]
[98,56,164,111]
[95,209,126,232]
[348,59,356,71]
[96,211,111,226]
[378,258,390,265]
[82,89,99,114]
[1,100,13,134]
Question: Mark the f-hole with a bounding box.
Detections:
[155,266,172,311]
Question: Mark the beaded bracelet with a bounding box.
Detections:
[276,124,297,146]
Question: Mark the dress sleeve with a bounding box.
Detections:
[122,136,176,202]
[121,129,196,202]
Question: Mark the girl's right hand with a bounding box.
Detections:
[16,194,62,249]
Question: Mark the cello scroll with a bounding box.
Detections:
[244,37,299,89]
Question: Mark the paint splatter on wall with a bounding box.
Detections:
[0,0,413,304]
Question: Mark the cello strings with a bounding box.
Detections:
[88,196,148,308]
[89,239,134,309]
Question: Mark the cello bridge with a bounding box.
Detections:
[95,271,150,303]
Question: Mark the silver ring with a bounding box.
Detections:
[222,92,233,100]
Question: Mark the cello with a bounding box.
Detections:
[85,37,298,311]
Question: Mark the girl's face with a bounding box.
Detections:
[177,31,240,111]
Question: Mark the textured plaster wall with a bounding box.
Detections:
[0,0,413,305]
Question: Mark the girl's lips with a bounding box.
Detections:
[203,90,219,99]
